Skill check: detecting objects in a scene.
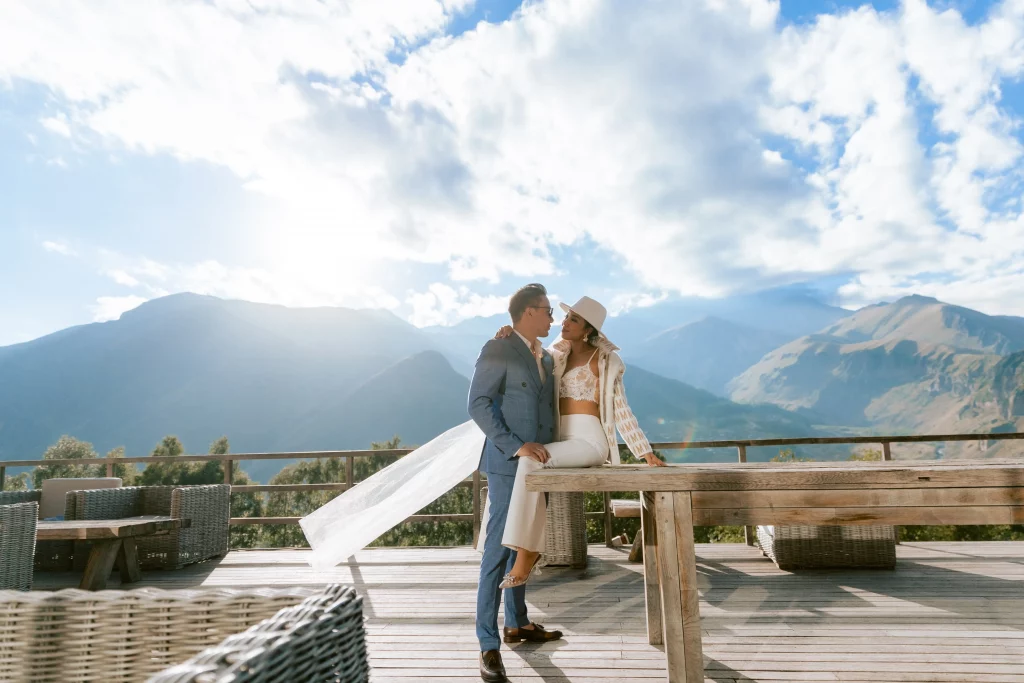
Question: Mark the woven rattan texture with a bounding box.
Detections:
[0,502,37,590]
[69,485,231,570]
[757,524,898,569]
[0,491,72,573]
[0,586,320,682]
[147,584,368,683]
[543,491,588,568]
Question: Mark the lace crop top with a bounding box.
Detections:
[559,350,600,402]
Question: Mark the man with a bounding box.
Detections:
[468,283,564,682]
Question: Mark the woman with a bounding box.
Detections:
[494,296,665,589]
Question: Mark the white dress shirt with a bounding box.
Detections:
[513,329,545,383]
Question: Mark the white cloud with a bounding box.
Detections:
[91,295,148,322]
[41,240,75,256]
[96,250,401,312]
[4,0,1024,317]
[607,291,670,316]
[40,113,70,137]
[406,283,508,327]
[105,269,139,287]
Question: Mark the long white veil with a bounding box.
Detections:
[299,420,486,570]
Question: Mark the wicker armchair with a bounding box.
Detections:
[757,524,897,570]
[0,490,73,572]
[0,501,37,590]
[148,584,368,683]
[0,586,320,682]
[68,484,231,570]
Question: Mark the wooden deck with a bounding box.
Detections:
[34,542,1024,682]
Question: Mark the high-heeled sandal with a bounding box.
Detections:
[499,554,542,589]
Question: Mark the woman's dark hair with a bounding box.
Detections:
[583,321,601,344]
[509,283,547,323]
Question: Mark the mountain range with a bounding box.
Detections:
[4,289,1023,480]
[728,295,1024,458]
[0,292,833,481]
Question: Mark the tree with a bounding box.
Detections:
[260,435,477,549]
[140,436,264,548]
[3,472,29,491]
[849,448,882,462]
[262,436,406,548]
[771,447,812,463]
[33,436,104,488]
[105,446,139,486]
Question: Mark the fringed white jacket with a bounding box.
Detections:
[549,337,653,465]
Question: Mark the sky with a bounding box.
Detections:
[1,0,1023,346]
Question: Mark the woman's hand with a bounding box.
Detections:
[641,453,667,467]
[495,325,514,339]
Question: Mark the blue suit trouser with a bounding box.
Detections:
[476,472,529,651]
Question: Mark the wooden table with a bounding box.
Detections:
[528,459,1024,683]
[37,516,191,590]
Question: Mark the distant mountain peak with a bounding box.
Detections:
[120,292,222,321]
[895,294,941,306]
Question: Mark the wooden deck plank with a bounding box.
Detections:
[32,541,1024,682]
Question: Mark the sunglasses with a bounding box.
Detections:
[527,305,554,317]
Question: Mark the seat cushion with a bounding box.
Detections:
[39,478,121,519]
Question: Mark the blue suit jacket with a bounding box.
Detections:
[468,335,556,477]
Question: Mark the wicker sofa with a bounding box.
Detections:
[757,524,897,570]
[0,586,325,682]
[147,584,368,683]
[0,501,37,590]
[67,484,231,570]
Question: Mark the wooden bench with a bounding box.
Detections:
[528,459,1024,683]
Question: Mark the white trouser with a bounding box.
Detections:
[501,414,608,553]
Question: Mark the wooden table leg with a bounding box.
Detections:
[116,538,142,584]
[80,539,122,591]
[653,492,704,683]
[641,491,663,645]
[628,529,644,563]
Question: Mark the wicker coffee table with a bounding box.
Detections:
[37,516,191,590]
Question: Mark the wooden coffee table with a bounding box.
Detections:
[37,516,191,590]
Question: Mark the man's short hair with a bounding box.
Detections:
[509,283,547,323]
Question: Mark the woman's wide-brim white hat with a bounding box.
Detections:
[559,296,610,341]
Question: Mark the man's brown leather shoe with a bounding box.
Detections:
[479,649,507,682]
[503,622,563,643]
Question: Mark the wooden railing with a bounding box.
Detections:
[2,430,1022,548]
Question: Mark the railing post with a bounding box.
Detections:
[737,445,754,546]
[0,466,5,491]
[472,470,481,548]
[345,455,354,490]
[603,492,613,547]
[881,442,899,543]
[223,458,233,486]
[106,462,114,478]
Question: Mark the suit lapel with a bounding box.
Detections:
[510,335,542,391]
[542,352,554,390]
